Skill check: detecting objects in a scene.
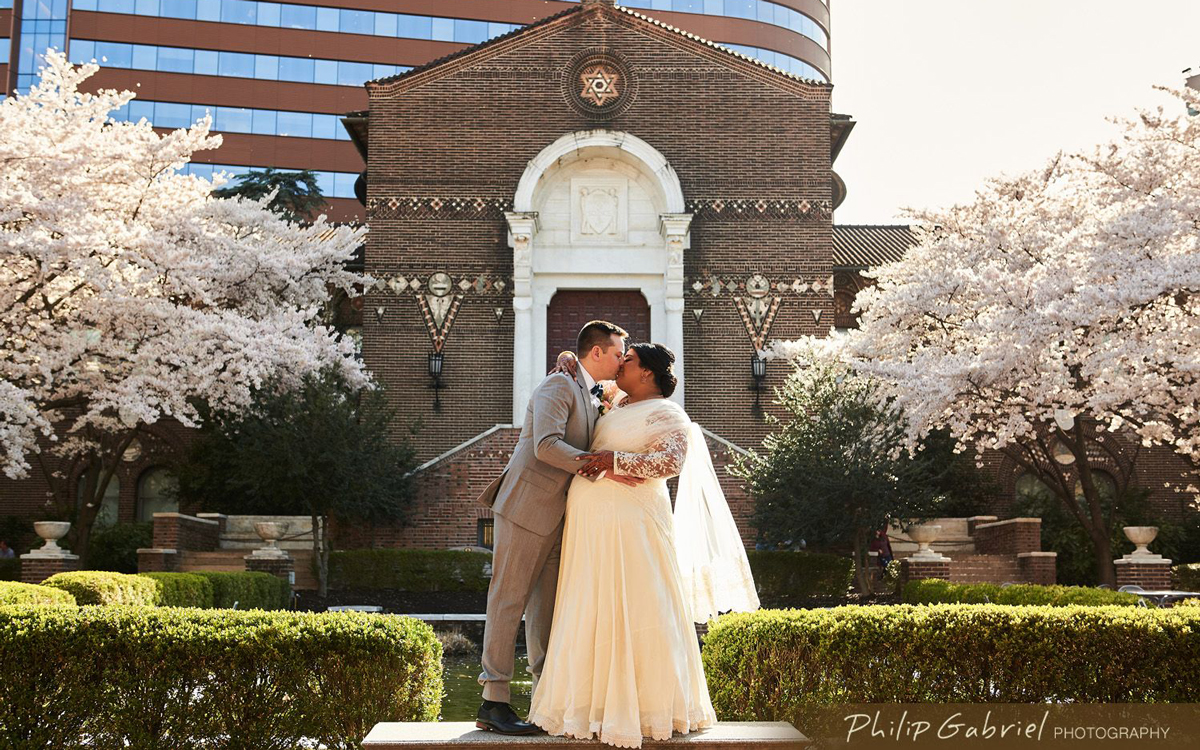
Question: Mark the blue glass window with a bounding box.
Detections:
[218,50,255,77]
[280,3,315,30]
[156,101,193,128]
[160,0,196,19]
[340,9,373,35]
[220,0,255,24]
[251,108,277,135]
[278,55,314,82]
[276,110,311,137]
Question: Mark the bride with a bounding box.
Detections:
[527,342,759,749]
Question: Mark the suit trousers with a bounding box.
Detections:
[478,510,564,703]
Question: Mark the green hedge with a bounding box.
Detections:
[903,579,1140,606]
[42,571,158,606]
[139,572,215,608]
[746,550,854,602]
[1174,563,1200,591]
[328,549,492,592]
[196,571,290,610]
[0,605,442,749]
[704,605,1200,718]
[0,582,76,607]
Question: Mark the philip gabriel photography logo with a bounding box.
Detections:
[820,705,1195,749]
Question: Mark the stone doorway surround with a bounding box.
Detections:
[506,130,691,422]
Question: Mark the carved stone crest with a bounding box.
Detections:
[580,187,619,236]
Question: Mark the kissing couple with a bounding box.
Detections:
[476,320,760,748]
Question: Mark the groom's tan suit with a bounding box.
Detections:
[477,368,598,703]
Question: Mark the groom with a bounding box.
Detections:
[475,319,636,734]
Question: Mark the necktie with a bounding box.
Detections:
[590,383,603,398]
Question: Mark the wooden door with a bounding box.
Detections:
[546,290,650,370]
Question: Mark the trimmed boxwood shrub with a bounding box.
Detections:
[703,605,1200,719]
[0,605,442,749]
[0,581,76,607]
[196,571,290,610]
[139,572,215,608]
[328,549,492,592]
[747,550,854,602]
[903,579,1140,606]
[41,570,158,606]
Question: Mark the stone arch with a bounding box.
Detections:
[506,130,691,421]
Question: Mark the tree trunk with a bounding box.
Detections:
[313,513,329,598]
[853,526,872,594]
[1071,428,1117,587]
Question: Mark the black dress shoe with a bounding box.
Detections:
[476,701,541,735]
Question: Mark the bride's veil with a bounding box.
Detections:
[673,423,761,623]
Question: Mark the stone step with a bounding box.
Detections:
[362,722,809,749]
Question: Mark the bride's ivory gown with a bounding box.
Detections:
[527,398,717,749]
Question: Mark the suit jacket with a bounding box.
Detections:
[477,370,597,536]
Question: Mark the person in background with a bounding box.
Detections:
[869,527,893,568]
[0,539,15,559]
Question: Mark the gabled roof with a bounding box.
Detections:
[365,1,830,94]
[833,225,916,269]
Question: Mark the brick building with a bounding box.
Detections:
[333,0,847,548]
[3,0,832,223]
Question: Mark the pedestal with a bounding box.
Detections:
[1115,557,1172,589]
[362,722,810,749]
[899,558,951,588]
[19,551,80,584]
[1018,551,1057,585]
[245,550,295,587]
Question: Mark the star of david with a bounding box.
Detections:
[579,65,620,106]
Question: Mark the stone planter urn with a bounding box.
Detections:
[251,521,288,558]
[1123,526,1159,557]
[908,524,948,561]
[32,521,71,555]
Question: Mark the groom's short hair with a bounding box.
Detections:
[577,320,628,356]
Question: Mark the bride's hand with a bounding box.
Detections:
[549,350,579,377]
[606,473,644,487]
[575,450,615,478]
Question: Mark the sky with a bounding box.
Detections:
[830,0,1200,224]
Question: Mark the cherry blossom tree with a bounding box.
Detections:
[772,86,1200,586]
[0,52,369,562]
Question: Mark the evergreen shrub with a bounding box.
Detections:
[139,572,215,608]
[0,605,442,748]
[703,605,1200,720]
[903,579,1139,606]
[0,581,76,607]
[196,571,290,610]
[41,570,158,606]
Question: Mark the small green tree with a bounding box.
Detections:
[733,356,985,593]
[172,369,418,596]
[212,168,328,223]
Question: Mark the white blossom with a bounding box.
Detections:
[773,86,1200,505]
[0,52,370,479]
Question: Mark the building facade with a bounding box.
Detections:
[3,0,832,222]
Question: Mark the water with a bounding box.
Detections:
[440,652,532,721]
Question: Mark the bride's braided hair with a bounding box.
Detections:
[629,343,677,398]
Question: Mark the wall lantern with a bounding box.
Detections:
[428,351,445,411]
[750,351,767,412]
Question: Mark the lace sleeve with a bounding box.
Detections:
[614,428,689,479]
